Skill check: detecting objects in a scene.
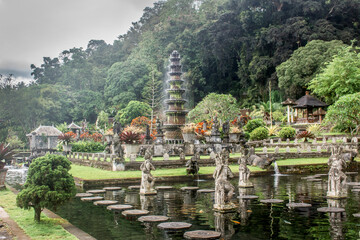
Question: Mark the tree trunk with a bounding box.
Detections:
[34,206,42,222]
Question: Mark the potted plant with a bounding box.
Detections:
[120,127,143,158]
[0,143,14,189]
[181,123,196,143]
[58,132,75,152]
[229,126,242,143]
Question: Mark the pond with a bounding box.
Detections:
[55,174,360,240]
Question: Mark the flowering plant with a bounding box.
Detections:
[58,132,76,145]
[131,116,157,139]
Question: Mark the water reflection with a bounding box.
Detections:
[54,174,360,240]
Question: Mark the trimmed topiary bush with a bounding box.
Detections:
[244,119,266,133]
[16,154,76,222]
[71,141,106,152]
[250,127,269,141]
[278,127,296,140]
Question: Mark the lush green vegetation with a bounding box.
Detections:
[70,141,106,153]
[275,158,328,166]
[278,127,296,140]
[0,189,76,239]
[1,0,360,143]
[17,154,76,222]
[250,127,269,141]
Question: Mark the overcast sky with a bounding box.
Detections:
[0,0,156,81]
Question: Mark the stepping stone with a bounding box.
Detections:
[286,203,312,208]
[260,199,284,204]
[75,193,93,198]
[237,195,259,200]
[128,185,141,190]
[184,230,221,239]
[197,189,215,193]
[346,182,360,186]
[353,186,360,189]
[314,174,328,177]
[301,176,317,180]
[138,215,170,223]
[345,172,358,175]
[157,222,192,230]
[107,204,133,211]
[94,200,118,206]
[317,207,345,213]
[155,186,174,190]
[353,213,360,217]
[103,187,122,191]
[307,178,322,182]
[122,209,149,217]
[351,188,360,192]
[81,196,104,201]
[86,189,106,194]
[181,187,199,191]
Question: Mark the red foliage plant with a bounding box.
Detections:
[131,116,157,140]
[120,131,142,144]
[296,131,315,142]
[0,143,14,165]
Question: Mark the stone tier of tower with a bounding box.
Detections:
[163,50,188,144]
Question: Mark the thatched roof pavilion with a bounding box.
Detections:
[293,91,327,123]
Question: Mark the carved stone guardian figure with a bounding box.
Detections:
[238,157,253,188]
[327,146,347,199]
[213,148,236,212]
[140,148,156,195]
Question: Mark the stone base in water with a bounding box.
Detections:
[213,203,237,213]
[238,182,254,188]
[140,189,157,195]
[326,192,348,199]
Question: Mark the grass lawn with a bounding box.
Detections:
[69,164,265,180]
[275,158,329,166]
[0,189,76,240]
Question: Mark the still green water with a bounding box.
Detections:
[55,174,360,239]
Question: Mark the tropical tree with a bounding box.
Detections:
[16,154,76,222]
[116,101,152,125]
[323,93,360,134]
[277,40,347,98]
[308,44,360,104]
[187,93,239,123]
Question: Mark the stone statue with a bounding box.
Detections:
[222,120,230,135]
[238,157,253,188]
[112,133,124,163]
[140,148,156,195]
[81,119,88,133]
[156,118,163,135]
[145,124,152,144]
[212,116,220,135]
[213,148,236,212]
[113,121,122,136]
[327,146,347,199]
[186,156,199,175]
[179,148,186,161]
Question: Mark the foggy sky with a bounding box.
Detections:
[0,0,156,80]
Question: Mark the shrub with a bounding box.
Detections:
[278,127,296,140]
[244,119,265,133]
[250,127,269,141]
[296,131,315,142]
[266,125,280,136]
[71,141,106,152]
[16,154,76,222]
[272,111,284,122]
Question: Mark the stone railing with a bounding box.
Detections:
[248,136,359,148]
[66,152,119,171]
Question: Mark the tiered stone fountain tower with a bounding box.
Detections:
[163,50,188,144]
